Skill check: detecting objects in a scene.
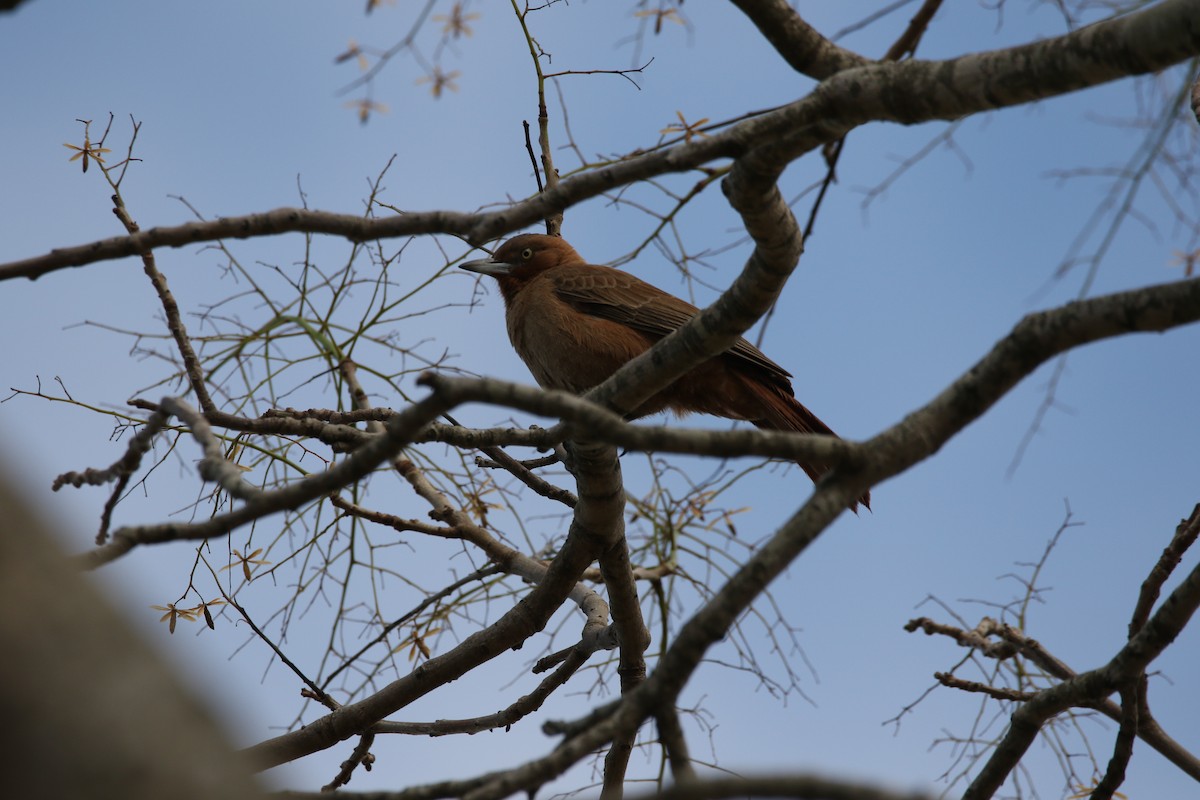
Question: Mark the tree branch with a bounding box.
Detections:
[728,0,871,79]
[4,1,1198,282]
[455,274,1200,799]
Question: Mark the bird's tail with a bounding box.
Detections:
[742,377,871,512]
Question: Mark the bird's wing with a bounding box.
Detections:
[552,267,793,380]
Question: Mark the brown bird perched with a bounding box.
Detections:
[460,233,869,510]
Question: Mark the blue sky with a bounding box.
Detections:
[2,1,1199,797]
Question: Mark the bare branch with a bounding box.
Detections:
[728,0,871,78]
[75,392,452,569]
[4,1,1199,282]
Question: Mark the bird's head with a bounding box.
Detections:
[459,234,583,283]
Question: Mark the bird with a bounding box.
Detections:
[460,233,869,510]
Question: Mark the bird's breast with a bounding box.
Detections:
[504,277,653,395]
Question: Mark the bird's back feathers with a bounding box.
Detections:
[550,266,793,382]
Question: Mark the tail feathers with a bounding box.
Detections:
[745,378,871,512]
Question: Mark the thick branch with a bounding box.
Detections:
[728,0,871,78]
[633,774,936,800]
[863,277,1200,486]
[4,1,1198,282]
[421,374,859,466]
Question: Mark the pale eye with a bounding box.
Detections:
[521,247,534,261]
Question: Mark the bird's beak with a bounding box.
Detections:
[459,254,515,277]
